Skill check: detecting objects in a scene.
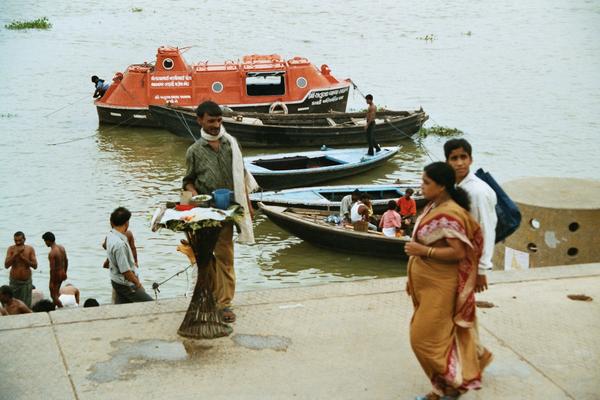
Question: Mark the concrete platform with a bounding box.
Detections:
[1,263,599,400]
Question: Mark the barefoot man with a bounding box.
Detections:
[4,231,38,308]
[42,232,68,308]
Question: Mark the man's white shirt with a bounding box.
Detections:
[458,171,497,275]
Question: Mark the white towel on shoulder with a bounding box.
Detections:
[201,127,259,244]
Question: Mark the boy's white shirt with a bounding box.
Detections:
[458,171,498,275]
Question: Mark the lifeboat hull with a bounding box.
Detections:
[94,47,351,128]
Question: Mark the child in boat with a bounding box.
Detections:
[379,200,403,237]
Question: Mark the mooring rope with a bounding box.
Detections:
[42,94,91,118]
[46,115,136,146]
[174,108,198,141]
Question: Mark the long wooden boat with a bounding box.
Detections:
[250,183,425,214]
[258,203,409,259]
[95,47,350,127]
[246,147,399,190]
[149,104,428,147]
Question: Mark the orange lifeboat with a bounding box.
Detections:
[95,46,352,127]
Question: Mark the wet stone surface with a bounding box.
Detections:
[231,334,292,351]
[87,339,211,383]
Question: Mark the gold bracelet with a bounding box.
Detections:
[430,248,435,258]
[427,247,433,258]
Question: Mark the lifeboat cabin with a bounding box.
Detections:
[95,46,352,127]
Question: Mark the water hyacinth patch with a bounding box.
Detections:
[418,125,464,138]
[5,17,52,30]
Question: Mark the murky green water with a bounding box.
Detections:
[1,0,599,304]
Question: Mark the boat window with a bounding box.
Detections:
[246,72,285,96]
[296,77,307,88]
[212,81,224,93]
[163,58,174,70]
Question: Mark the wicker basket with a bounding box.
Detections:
[353,221,368,232]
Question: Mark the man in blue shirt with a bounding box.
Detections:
[91,75,110,98]
[106,207,152,303]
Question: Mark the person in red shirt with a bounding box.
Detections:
[396,188,417,232]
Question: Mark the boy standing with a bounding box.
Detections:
[444,138,497,292]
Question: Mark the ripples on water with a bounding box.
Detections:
[0,0,599,303]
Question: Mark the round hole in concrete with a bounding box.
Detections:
[527,243,538,252]
[568,222,579,232]
[529,218,541,230]
[567,247,578,257]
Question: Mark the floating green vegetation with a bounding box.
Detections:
[5,17,52,30]
[0,113,17,118]
[356,106,389,112]
[417,34,435,41]
[131,7,143,12]
[418,125,464,138]
[462,31,473,36]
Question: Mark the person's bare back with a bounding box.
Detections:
[3,297,31,315]
[59,284,80,305]
[43,232,68,307]
[0,286,32,315]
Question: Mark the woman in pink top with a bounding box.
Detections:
[379,200,403,237]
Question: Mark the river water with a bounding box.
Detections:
[1,0,599,304]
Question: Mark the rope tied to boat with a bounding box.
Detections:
[384,118,437,162]
[174,108,199,141]
[46,115,136,146]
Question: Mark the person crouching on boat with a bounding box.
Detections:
[379,200,403,237]
[350,193,377,230]
[182,100,258,323]
[91,75,110,98]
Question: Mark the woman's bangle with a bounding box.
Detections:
[430,248,435,258]
[427,247,433,258]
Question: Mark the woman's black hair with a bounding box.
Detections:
[387,200,397,210]
[423,162,471,211]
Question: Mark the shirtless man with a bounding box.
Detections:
[365,94,381,156]
[0,285,32,315]
[4,231,38,308]
[42,232,68,308]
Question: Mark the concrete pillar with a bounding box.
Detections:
[493,177,600,269]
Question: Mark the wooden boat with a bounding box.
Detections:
[246,147,399,190]
[250,183,425,214]
[258,203,409,259]
[149,104,428,147]
[95,47,350,127]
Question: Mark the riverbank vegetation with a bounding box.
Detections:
[418,125,464,138]
[5,17,52,30]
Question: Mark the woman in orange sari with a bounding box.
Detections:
[405,162,489,400]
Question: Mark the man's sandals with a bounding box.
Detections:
[221,307,236,323]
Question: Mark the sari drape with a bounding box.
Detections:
[407,200,485,395]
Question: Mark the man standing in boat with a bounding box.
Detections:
[365,94,381,156]
[182,101,258,323]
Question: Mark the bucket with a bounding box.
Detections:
[212,189,232,210]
